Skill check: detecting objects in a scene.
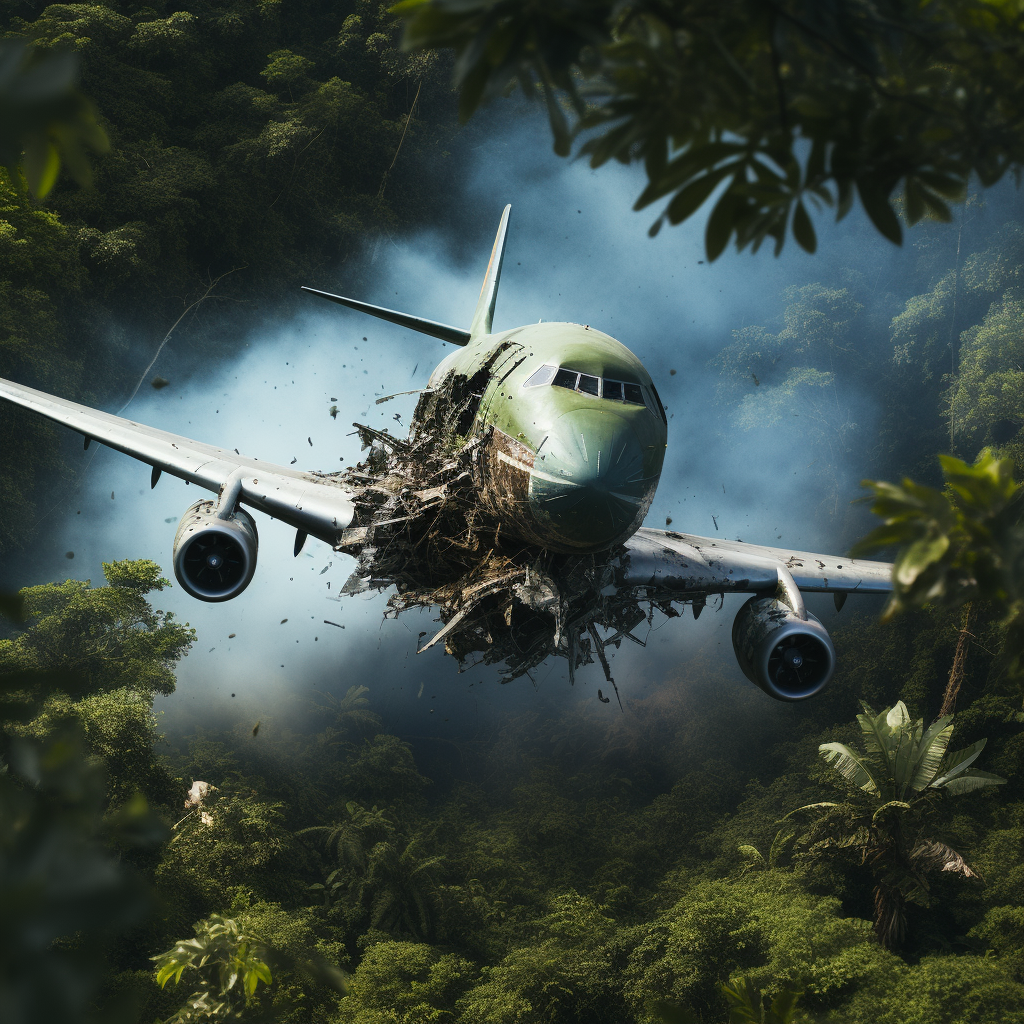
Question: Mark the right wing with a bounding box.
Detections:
[0,376,357,545]
[620,527,892,603]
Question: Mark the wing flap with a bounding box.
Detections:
[621,527,892,596]
[0,376,356,544]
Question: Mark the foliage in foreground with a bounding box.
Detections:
[855,452,1024,675]
[153,915,272,1024]
[396,0,1024,258]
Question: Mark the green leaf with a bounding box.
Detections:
[856,181,902,245]
[705,189,738,261]
[937,768,1005,795]
[792,200,816,253]
[819,741,880,794]
[664,164,736,224]
[894,534,949,586]
[871,799,911,822]
[769,987,801,1023]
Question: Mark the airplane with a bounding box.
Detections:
[0,205,893,702]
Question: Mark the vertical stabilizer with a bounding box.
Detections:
[470,205,511,340]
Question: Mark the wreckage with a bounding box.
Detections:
[0,206,893,701]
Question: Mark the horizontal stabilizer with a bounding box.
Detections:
[301,287,470,346]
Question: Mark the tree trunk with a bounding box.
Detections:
[941,602,974,718]
[873,882,908,950]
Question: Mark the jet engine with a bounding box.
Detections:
[172,499,258,602]
[731,595,835,701]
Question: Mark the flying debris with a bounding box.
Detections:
[151,376,170,389]
[0,205,893,702]
[252,721,260,736]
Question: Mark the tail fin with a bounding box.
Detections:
[470,204,511,340]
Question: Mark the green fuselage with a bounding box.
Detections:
[422,322,668,553]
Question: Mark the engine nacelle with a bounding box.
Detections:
[173,499,258,602]
[731,595,835,701]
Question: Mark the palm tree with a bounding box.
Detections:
[790,701,1004,949]
[299,801,396,907]
[360,836,445,941]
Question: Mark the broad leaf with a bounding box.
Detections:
[929,738,987,788]
[909,716,954,791]
[940,769,1006,795]
[819,742,879,794]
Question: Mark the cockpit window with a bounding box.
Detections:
[649,383,667,423]
[524,364,557,388]
[526,364,650,409]
[552,368,580,390]
[622,382,644,405]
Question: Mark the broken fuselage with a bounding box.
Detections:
[415,321,668,554]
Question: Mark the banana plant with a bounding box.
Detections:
[788,701,1004,949]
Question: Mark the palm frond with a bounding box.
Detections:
[819,742,880,794]
[938,768,1006,795]
[737,844,765,871]
[908,717,954,792]
[871,800,912,822]
[929,739,987,788]
[910,840,979,879]
[780,801,839,821]
[857,708,897,792]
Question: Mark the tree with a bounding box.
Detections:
[853,451,1024,677]
[0,559,194,699]
[335,941,475,1024]
[395,0,1024,258]
[361,836,445,941]
[791,700,1004,949]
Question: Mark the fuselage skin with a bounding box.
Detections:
[422,322,668,554]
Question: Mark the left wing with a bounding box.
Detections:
[0,376,357,545]
[621,527,892,604]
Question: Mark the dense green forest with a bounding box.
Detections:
[5,1,1024,1022]
[0,0,462,555]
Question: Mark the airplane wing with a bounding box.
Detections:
[621,526,892,605]
[0,376,356,545]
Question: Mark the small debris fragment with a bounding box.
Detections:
[111,491,115,500]
[252,721,260,736]
[151,376,170,389]
[598,689,610,703]
[228,633,236,638]
[280,618,288,624]
[290,457,297,464]
[65,551,74,559]
[665,517,672,526]
[324,619,345,629]
[307,436,312,446]
[669,369,677,376]
[330,405,339,419]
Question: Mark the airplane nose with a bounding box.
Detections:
[529,408,655,550]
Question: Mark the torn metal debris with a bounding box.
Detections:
[323,367,699,691]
